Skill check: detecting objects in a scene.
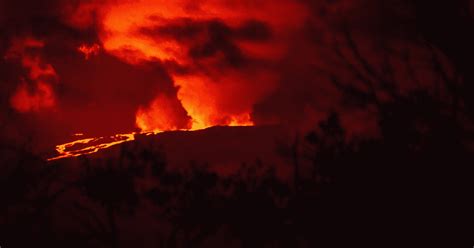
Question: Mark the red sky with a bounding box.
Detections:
[0,0,454,154]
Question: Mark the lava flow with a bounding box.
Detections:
[48,122,255,161]
[48,133,137,161]
[5,0,308,161]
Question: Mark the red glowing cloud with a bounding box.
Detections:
[1,0,453,156]
[5,37,58,113]
[80,0,309,131]
[136,93,192,132]
[10,81,55,113]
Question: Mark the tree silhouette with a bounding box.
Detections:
[1,2,473,246]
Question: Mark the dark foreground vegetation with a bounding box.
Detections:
[1,90,472,248]
[2,1,474,245]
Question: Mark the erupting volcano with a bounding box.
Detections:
[1,0,469,161]
[3,0,312,159]
[1,0,472,247]
[96,0,305,132]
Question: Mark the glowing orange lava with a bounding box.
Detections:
[95,0,305,132]
[48,133,137,161]
[48,124,256,161]
[46,0,309,161]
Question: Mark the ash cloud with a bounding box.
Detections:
[139,18,273,68]
[0,0,190,151]
[0,0,456,153]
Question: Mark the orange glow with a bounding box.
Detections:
[44,0,309,161]
[94,0,306,132]
[172,73,270,130]
[136,94,192,132]
[48,133,137,161]
[99,0,306,63]
[228,113,254,127]
[78,43,100,59]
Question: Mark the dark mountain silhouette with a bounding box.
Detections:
[1,93,472,247]
[52,125,290,177]
[1,1,473,247]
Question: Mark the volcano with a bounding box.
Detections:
[48,125,292,177]
[1,0,472,247]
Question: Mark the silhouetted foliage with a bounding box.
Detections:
[1,4,473,246]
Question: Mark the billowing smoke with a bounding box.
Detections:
[93,0,308,130]
[0,0,455,153]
